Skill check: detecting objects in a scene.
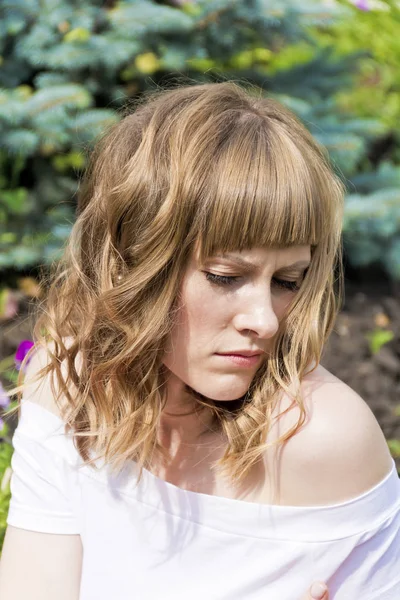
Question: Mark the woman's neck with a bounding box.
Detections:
[160,395,217,447]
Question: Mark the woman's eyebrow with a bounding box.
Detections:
[212,254,254,270]
[213,254,310,272]
[277,261,311,273]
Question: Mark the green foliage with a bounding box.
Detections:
[0,0,399,278]
[0,433,13,556]
[343,178,400,280]
[365,327,395,355]
[387,439,400,459]
[311,0,400,131]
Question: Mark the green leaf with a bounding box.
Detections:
[365,328,395,355]
[0,188,28,214]
[70,110,119,143]
[387,439,400,459]
[0,369,18,385]
[135,52,161,74]
[52,151,86,173]
[24,85,92,117]
[64,28,91,44]
[1,131,39,156]
[0,441,13,554]
[0,290,8,317]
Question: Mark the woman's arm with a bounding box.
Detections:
[0,525,82,599]
[0,343,83,599]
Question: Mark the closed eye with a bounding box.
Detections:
[204,272,238,286]
[273,278,300,292]
[204,272,301,292]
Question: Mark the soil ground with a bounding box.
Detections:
[321,271,400,470]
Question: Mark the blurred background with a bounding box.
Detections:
[0,0,399,550]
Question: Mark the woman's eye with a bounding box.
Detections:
[205,272,300,292]
[273,278,300,292]
[204,272,239,286]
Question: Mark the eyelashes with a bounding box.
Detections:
[204,272,301,292]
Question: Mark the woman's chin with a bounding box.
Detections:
[184,383,249,403]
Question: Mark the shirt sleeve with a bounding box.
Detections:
[314,463,400,600]
[6,400,81,534]
[333,504,400,599]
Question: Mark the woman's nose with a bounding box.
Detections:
[232,294,280,339]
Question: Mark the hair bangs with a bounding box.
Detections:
[196,115,333,262]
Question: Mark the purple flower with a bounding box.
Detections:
[355,0,369,10]
[0,381,10,409]
[15,340,35,372]
[0,417,3,431]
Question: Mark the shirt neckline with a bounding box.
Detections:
[19,398,400,541]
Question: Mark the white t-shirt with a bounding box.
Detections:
[6,398,400,600]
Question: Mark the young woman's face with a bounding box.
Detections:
[162,245,311,402]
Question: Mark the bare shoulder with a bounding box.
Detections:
[267,364,394,506]
[23,337,79,421]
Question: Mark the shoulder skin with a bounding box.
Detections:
[265,364,394,506]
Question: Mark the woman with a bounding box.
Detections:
[0,81,399,599]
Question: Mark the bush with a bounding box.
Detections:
[1,0,399,278]
[0,425,13,556]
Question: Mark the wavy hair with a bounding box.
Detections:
[5,81,346,485]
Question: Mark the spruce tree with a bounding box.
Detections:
[0,0,398,280]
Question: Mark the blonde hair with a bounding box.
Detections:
[5,81,345,484]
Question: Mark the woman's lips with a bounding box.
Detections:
[215,353,262,367]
